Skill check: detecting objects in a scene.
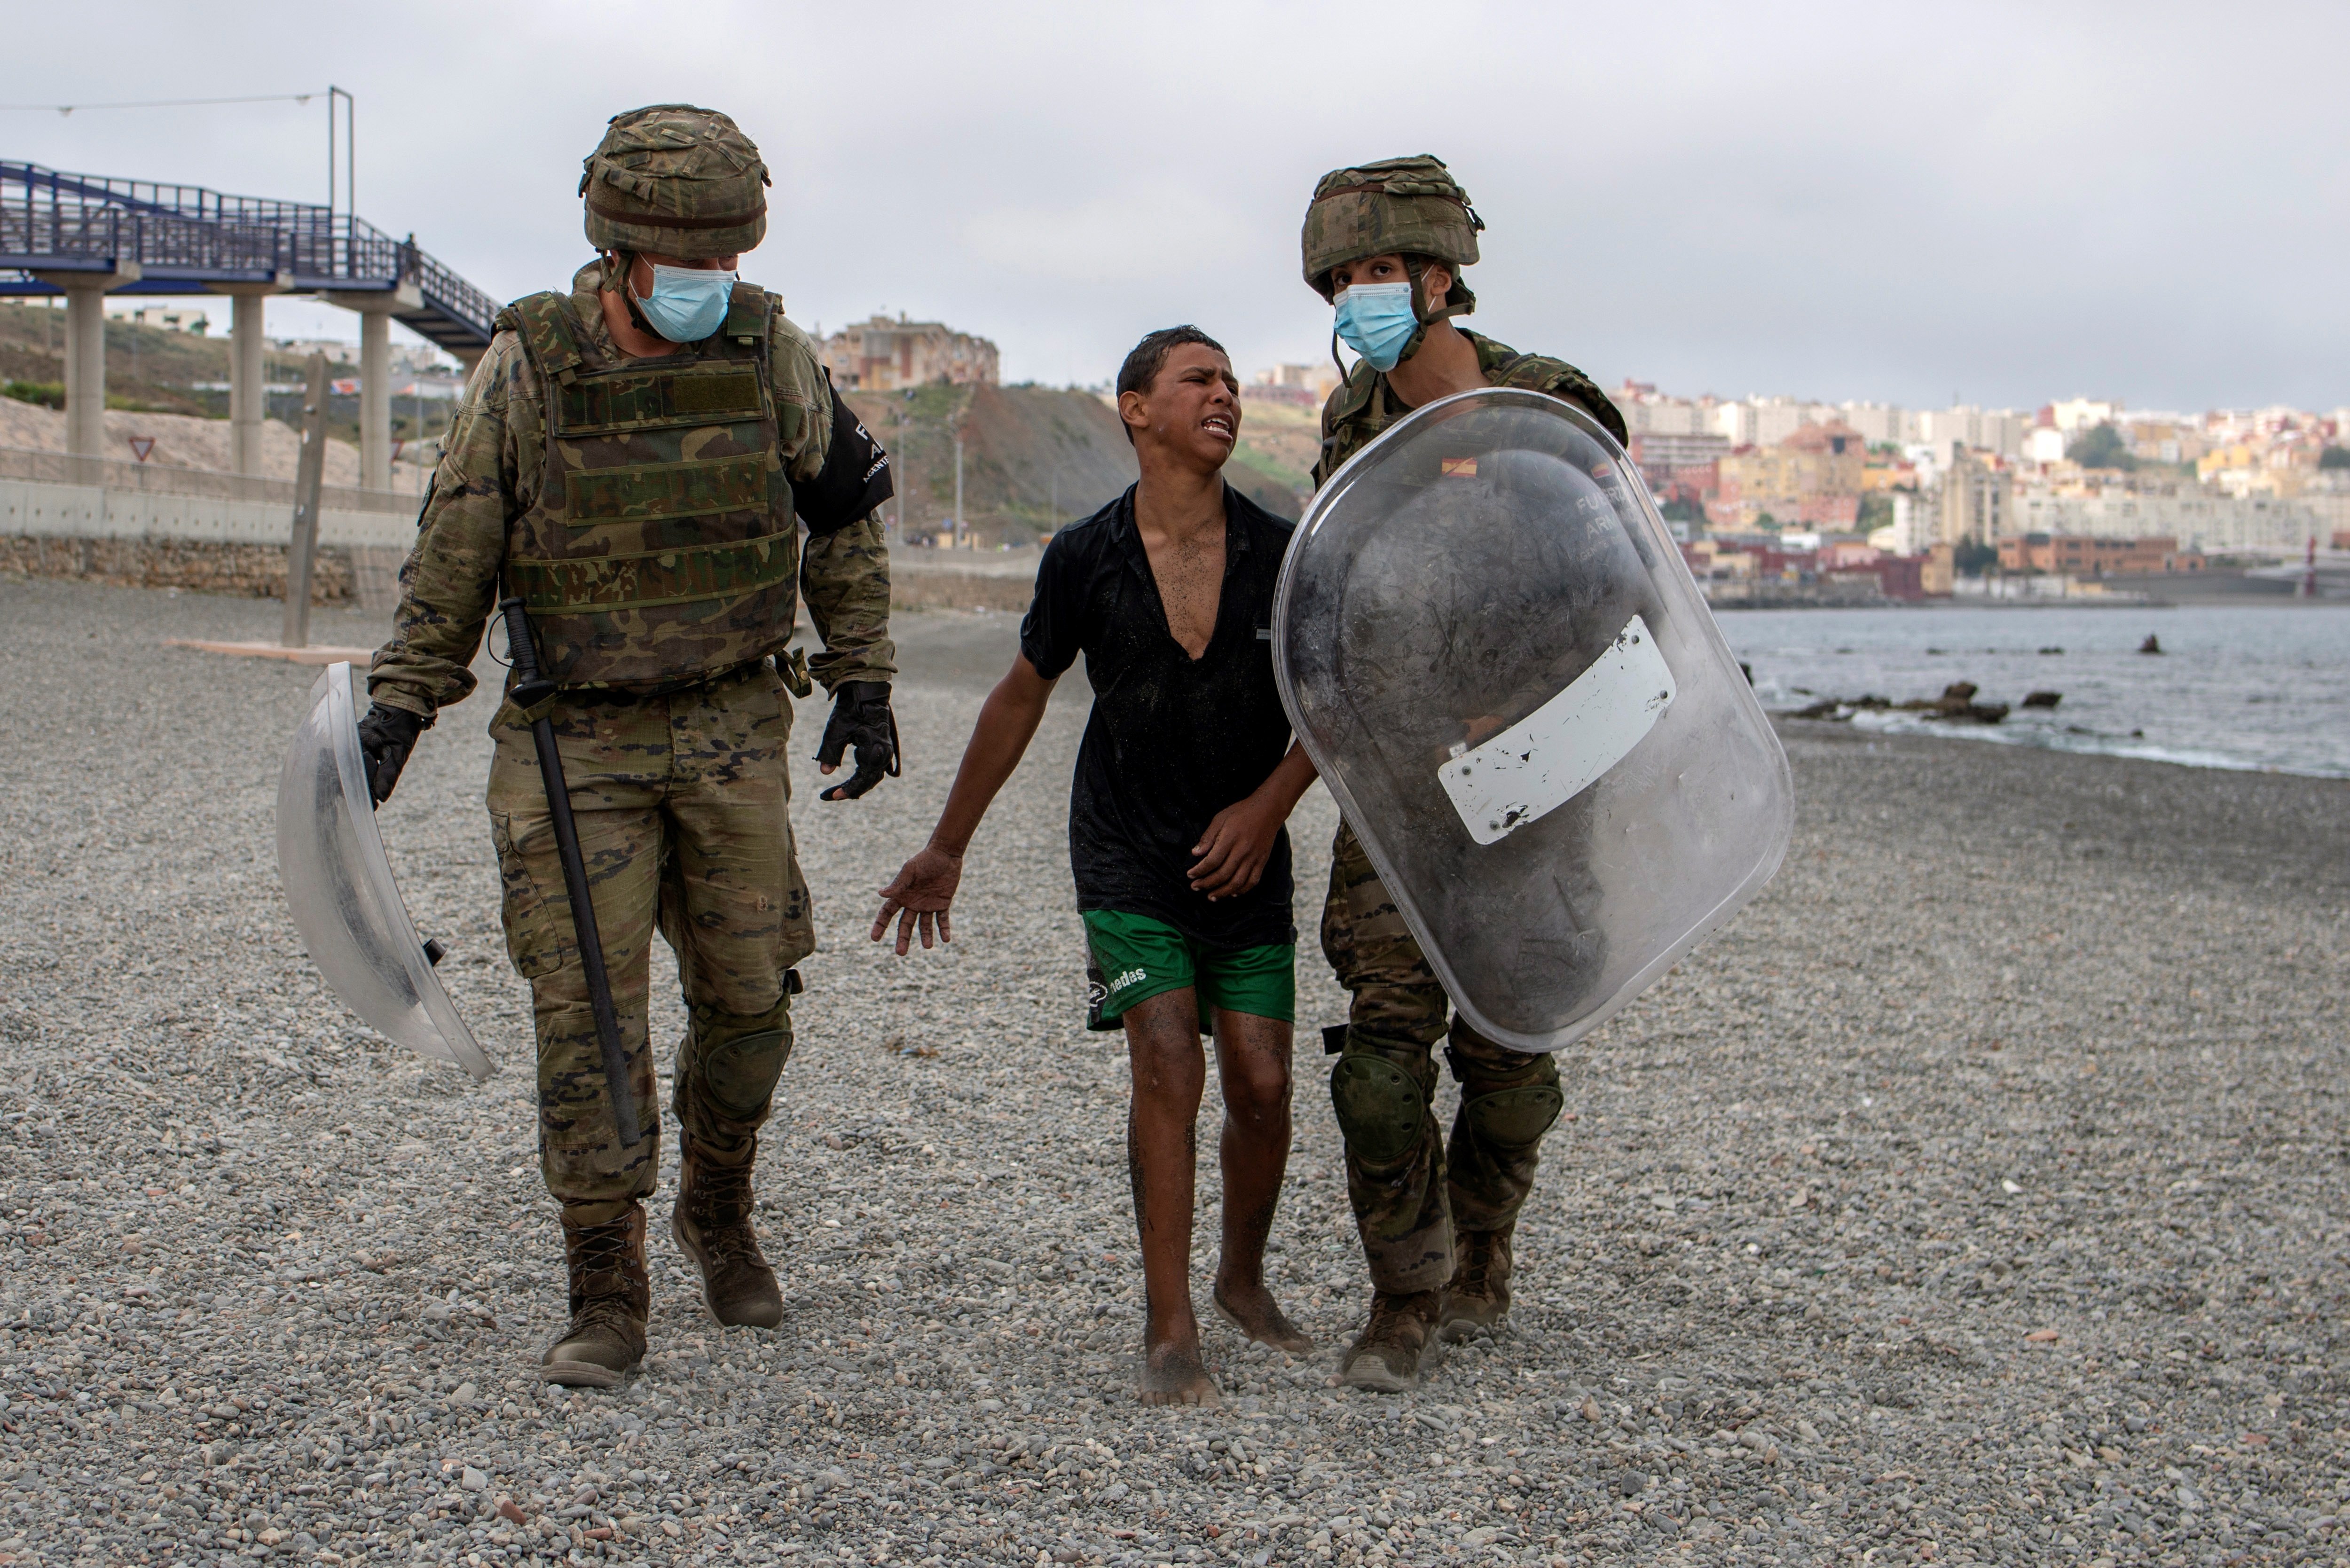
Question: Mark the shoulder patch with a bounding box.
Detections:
[505,291,585,384]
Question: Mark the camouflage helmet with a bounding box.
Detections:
[581,105,770,260]
[1300,155,1484,302]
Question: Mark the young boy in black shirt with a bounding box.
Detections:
[872,327,1318,1406]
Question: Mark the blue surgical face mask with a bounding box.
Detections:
[1333,281,1419,372]
[632,262,737,343]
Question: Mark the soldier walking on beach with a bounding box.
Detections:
[356,105,899,1387]
[1299,156,1629,1391]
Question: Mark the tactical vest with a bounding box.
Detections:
[1312,331,1628,490]
[501,283,798,688]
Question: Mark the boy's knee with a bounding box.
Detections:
[1124,1004,1207,1092]
[1226,1056,1293,1119]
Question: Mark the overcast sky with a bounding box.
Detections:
[8,0,2345,414]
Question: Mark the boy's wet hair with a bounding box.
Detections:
[1117,325,1227,401]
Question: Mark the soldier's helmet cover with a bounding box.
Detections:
[1300,154,1484,306]
[582,104,770,260]
[275,665,493,1082]
[1273,389,1793,1054]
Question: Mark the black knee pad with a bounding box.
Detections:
[1330,1054,1425,1166]
[682,996,794,1122]
[1460,1084,1565,1150]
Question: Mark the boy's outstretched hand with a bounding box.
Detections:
[873,847,964,954]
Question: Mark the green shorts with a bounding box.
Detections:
[1081,909,1295,1033]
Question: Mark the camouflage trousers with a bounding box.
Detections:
[1321,821,1562,1294]
[486,661,815,1222]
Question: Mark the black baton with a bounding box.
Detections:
[498,596,640,1151]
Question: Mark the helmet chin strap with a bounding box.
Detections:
[601,250,658,336]
[1390,258,1476,369]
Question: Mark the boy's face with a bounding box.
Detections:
[1124,344,1242,471]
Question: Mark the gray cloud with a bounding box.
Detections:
[8,0,2343,411]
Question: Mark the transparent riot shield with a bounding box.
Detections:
[1274,387,1792,1054]
[274,663,494,1081]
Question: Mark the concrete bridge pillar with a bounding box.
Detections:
[31,262,141,459]
[324,281,422,493]
[212,281,288,476]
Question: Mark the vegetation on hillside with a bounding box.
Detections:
[2066,422,2137,471]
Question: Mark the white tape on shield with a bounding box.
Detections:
[1436,615,1676,846]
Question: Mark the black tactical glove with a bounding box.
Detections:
[355,704,429,808]
[815,680,899,801]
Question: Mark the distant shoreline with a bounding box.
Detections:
[1712,596,2336,612]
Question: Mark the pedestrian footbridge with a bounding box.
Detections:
[0,160,498,489]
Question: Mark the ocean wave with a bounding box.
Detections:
[1811,705,2350,779]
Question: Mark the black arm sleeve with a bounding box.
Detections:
[1018,532,1084,680]
[794,369,896,534]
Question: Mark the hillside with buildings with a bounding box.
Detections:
[1617,383,2350,602]
[822,315,1310,545]
[15,285,2340,599]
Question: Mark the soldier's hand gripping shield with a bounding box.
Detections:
[1274,388,1792,1054]
[275,664,493,1081]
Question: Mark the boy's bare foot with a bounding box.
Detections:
[1139,1340,1223,1407]
[1210,1279,1316,1355]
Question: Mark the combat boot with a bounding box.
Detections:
[1336,1290,1440,1392]
[673,1136,783,1328]
[540,1203,649,1389]
[1438,1226,1515,1341]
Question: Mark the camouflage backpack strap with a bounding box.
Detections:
[501,291,588,385]
[1492,351,1629,448]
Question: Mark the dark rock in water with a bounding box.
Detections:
[2038,646,2064,655]
[2139,634,2163,654]
[1740,661,1753,686]
[1895,682,2008,723]
[2021,690,2062,709]
[1791,699,1845,721]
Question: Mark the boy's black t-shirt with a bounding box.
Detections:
[1020,483,1298,950]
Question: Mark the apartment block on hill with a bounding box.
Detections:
[1711,420,1867,528]
[820,314,999,391]
[1940,449,2012,546]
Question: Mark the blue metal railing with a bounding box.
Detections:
[0,161,496,348]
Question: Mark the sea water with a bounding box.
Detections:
[1718,603,2350,779]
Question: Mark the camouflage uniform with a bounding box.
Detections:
[360,103,895,1383]
[1309,229,1626,1294]
[369,261,892,1215]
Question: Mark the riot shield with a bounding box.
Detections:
[275,663,494,1081]
[1274,387,1792,1054]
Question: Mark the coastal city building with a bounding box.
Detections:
[1996,533,2204,576]
[1713,421,1867,529]
[819,314,1000,391]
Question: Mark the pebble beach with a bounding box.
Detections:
[2,578,2346,1568]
